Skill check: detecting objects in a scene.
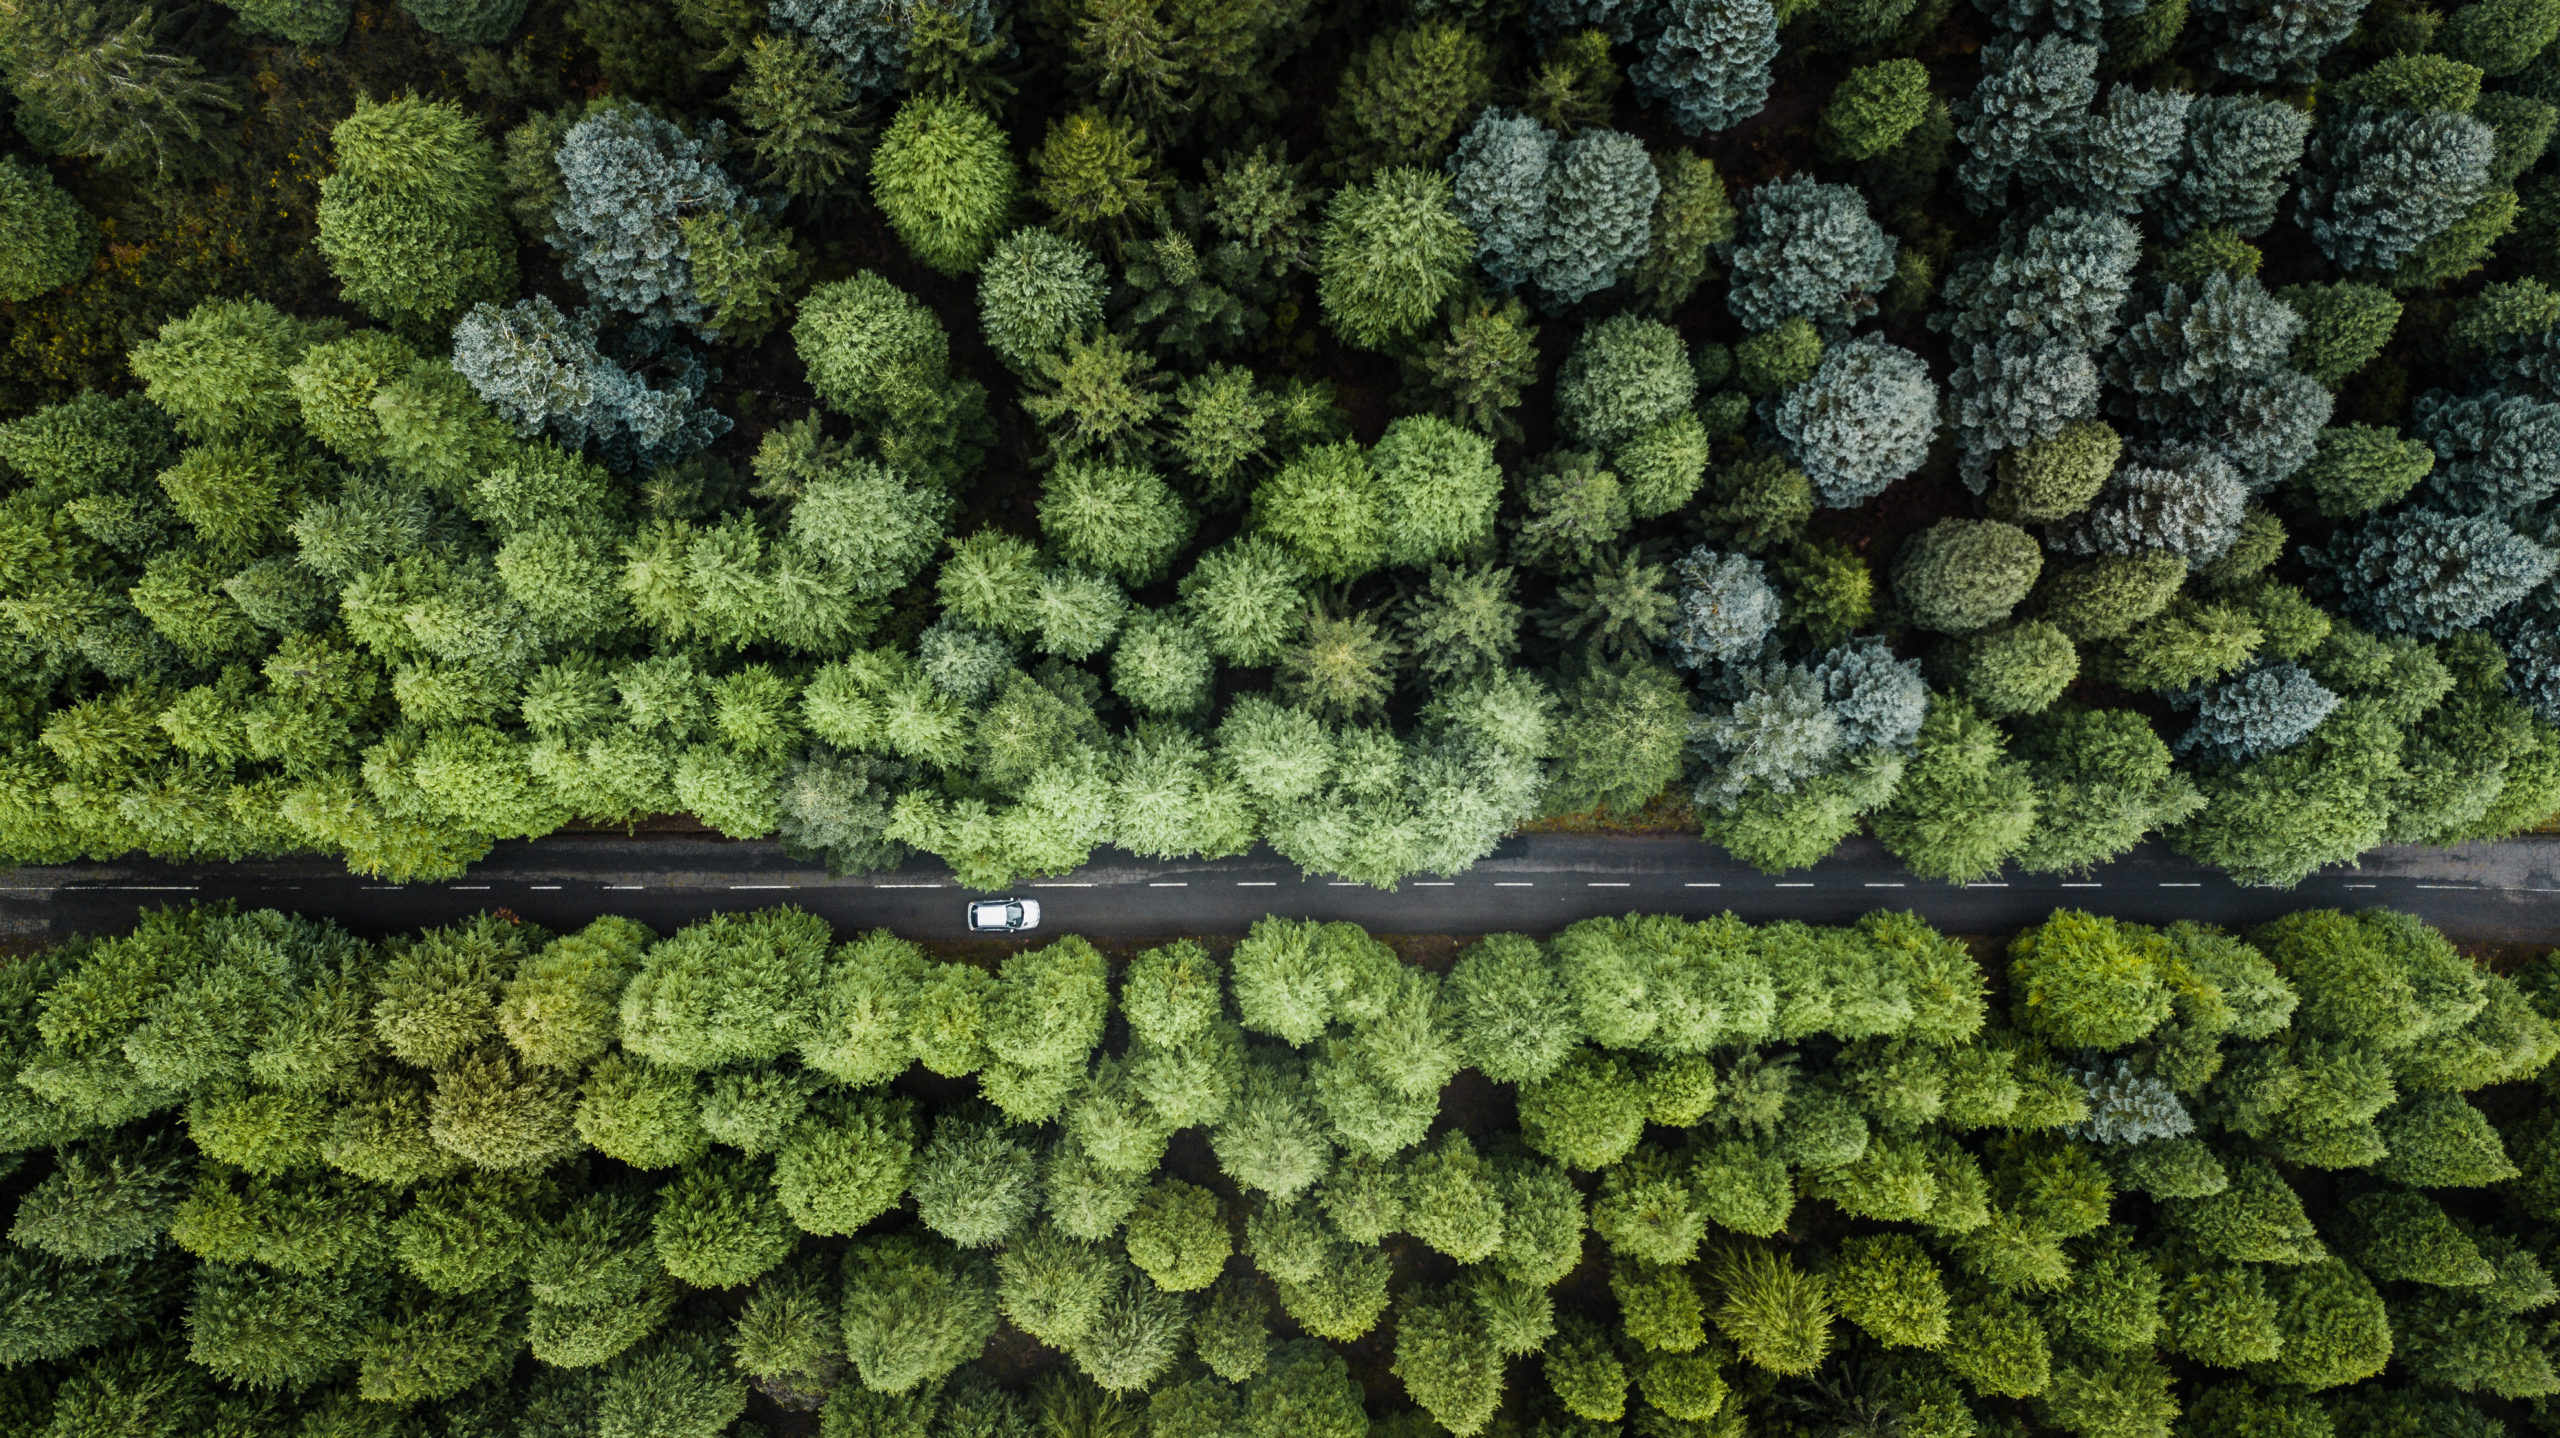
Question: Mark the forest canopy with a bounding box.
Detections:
[3,0,2560,887]
[0,900,2550,1438]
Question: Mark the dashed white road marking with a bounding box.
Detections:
[2159,882,2200,888]
[1494,882,1534,887]
[1864,883,1904,888]
[1236,881,1276,887]
[1587,882,1630,887]
[1775,882,1815,888]
[729,885,791,890]
[1150,882,1187,888]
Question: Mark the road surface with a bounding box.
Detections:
[0,833,2554,944]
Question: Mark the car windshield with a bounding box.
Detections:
[1006,903,1022,921]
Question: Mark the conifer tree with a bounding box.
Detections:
[0,155,92,302]
[318,97,518,335]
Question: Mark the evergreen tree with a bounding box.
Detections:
[728,33,868,203]
[1373,416,1501,567]
[1632,0,1781,135]
[2155,95,2312,238]
[1726,177,1897,332]
[1872,697,2039,881]
[1771,337,1938,508]
[0,0,241,179]
[1820,60,1932,162]
[1893,520,2043,635]
[317,96,518,336]
[871,93,1017,274]
[2193,0,2361,79]
[2441,0,2560,74]
[1032,109,1159,237]
[129,299,341,443]
[1326,23,1493,177]
[549,105,745,330]
[0,154,92,302]
[2297,107,2497,275]
[1315,169,1476,350]
[2314,508,2556,638]
[978,228,1106,370]
[841,1232,999,1392]
[1629,149,1733,314]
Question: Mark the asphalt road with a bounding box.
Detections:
[3,832,2557,945]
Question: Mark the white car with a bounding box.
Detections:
[967,898,1041,933]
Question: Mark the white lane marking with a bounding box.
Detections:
[1864,883,1904,888]
[0,887,57,892]
[2415,884,2480,890]
[730,885,791,890]
[1236,881,1276,887]
[530,885,562,891]
[1965,882,2009,888]
[1775,882,1815,888]
[604,884,646,890]
[1327,882,1363,886]
[363,886,403,891]
[1413,882,1455,886]
[1150,882,1187,887]
[110,886,197,891]
[451,886,490,891]
[2342,883,2377,888]
[875,883,942,889]
[1030,883,1093,888]
[1684,882,1720,888]
[1494,882,1534,887]
[2159,882,2200,888]
[1588,882,1630,887]
[2059,883,2102,888]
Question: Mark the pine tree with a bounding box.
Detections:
[2297,107,2498,275]
[1632,0,1780,135]
[1771,336,1938,508]
[728,33,868,203]
[2155,94,2312,237]
[317,96,518,335]
[1725,177,1897,332]
[871,93,1018,274]
[1315,169,1475,350]
[0,154,91,302]
[0,0,241,179]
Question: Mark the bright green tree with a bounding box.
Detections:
[1373,415,1501,568]
[1252,443,1385,583]
[871,93,1018,275]
[317,96,518,335]
[1316,168,1474,350]
[1872,697,2038,883]
[1041,460,1194,585]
